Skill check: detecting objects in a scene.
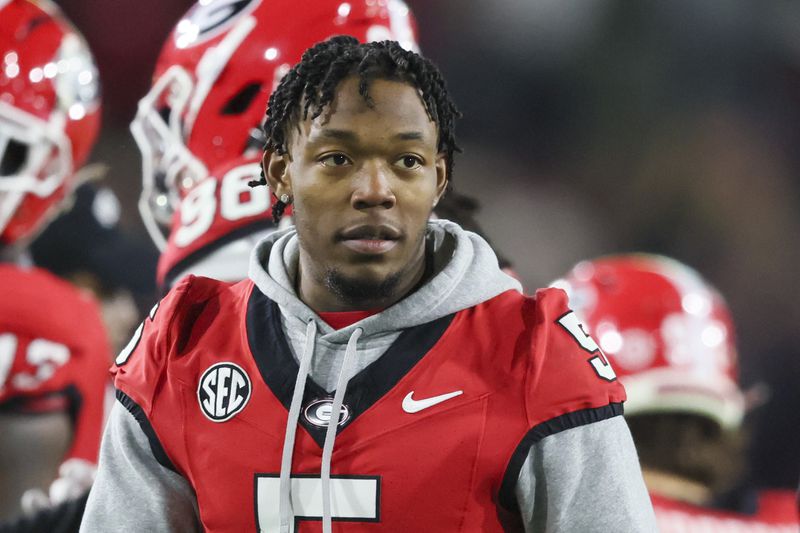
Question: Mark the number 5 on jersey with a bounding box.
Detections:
[255,475,379,532]
[556,311,617,382]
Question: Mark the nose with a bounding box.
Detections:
[351,161,396,210]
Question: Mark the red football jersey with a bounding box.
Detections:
[651,491,799,532]
[114,276,626,532]
[0,264,112,464]
[156,157,277,289]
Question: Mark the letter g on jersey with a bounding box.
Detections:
[197,362,252,422]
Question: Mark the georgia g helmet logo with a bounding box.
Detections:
[197,362,252,422]
[175,0,259,48]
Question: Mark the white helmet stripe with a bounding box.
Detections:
[185,14,257,135]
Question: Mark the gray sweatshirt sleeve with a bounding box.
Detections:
[80,402,201,532]
[514,416,656,532]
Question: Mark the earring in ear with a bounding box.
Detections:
[272,193,290,223]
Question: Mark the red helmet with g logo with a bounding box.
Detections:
[553,254,745,429]
[132,0,419,249]
[0,0,101,246]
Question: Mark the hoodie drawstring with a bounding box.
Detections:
[277,322,362,533]
[321,328,362,533]
[278,319,317,533]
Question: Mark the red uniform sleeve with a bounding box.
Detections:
[525,287,627,428]
[111,276,195,417]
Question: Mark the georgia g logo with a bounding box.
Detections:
[197,362,252,422]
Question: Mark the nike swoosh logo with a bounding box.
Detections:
[402,390,463,413]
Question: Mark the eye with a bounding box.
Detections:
[319,153,351,167]
[397,155,423,170]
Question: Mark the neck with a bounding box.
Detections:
[642,468,713,506]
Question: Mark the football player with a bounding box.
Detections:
[82,38,655,532]
[131,0,417,292]
[554,254,799,531]
[0,0,112,526]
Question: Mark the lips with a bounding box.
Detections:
[337,224,402,255]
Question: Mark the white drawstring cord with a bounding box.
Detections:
[278,319,317,533]
[321,328,362,533]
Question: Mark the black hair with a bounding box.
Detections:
[248,36,461,222]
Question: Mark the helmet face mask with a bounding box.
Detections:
[135,0,419,250]
[554,254,746,430]
[0,103,71,245]
[0,0,101,246]
[132,65,208,248]
[133,5,263,250]
[0,102,71,196]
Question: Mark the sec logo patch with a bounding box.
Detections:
[197,362,251,422]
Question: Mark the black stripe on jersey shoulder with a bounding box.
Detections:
[246,287,455,448]
[497,402,624,512]
[116,389,178,473]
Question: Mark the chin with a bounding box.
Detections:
[324,265,403,306]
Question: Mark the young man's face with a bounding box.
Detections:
[266,76,447,310]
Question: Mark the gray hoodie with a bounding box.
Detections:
[250,219,520,392]
[81,220,656,532]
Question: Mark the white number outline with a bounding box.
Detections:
[0,333,71,391]
[556,311,617,382]
[0,333,18,389]
[174,163,268,248]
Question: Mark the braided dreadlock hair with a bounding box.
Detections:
[251,36,462,222]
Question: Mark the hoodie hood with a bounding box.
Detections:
[249,218,521,343]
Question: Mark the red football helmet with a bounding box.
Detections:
[553,254,745,429]
[132,0,419,249]
[156,153,290,289]
[0,0,101,246]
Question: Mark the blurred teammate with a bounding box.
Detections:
[0,0,111,527]
[555,254,799,532]
[130,0,418,290]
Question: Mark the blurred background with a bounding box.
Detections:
[52,0,800,491]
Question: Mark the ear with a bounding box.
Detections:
[263,150,291,198]
[432,153,448,208]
